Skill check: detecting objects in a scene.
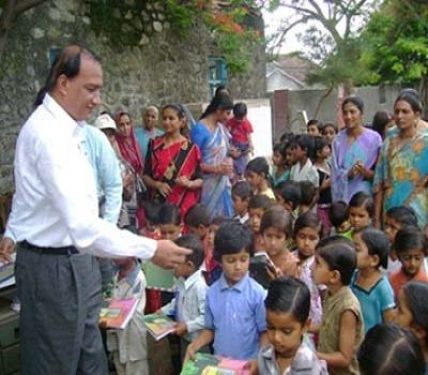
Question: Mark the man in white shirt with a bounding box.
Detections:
[0,45,190,375]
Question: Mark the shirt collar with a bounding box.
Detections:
[219,272,249,292]
[184,269,204,290]
[43,93,86,137]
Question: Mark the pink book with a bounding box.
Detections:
[99,298,138,330]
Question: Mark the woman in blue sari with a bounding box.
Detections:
[331,96,382,202]
[374,91,428,229]
[191,93,234,219]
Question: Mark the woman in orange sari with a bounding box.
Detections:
[143,104,203,219]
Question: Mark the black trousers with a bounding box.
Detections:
[15,243,108,375]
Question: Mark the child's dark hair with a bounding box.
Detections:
[349,192,374,218]
[260,207,293,239]
[143,201,160,225]
[394,225,427,256]
[273,141,288,160]
[265,276,310,324]
[299,181,317,207]
[158,202,181,225]
[184,204,210,228]
[386,206,418,227]
[275,181,301,210]
[232,102,247,120]
[322,122,338,134]
[359,227,390,269]
[175,234,205,269]
[402,281,428,345]
[307,119,323,131]
[211,216,228,226]
[232,181,252,200]
[294,134,315,160]
[358,324,426,375]
[246,157,270,180]
[214,221,253,261]
[294,212,322,238]
[318,240,357,285]
[314,136,330,158]
[279,131,295,144]
[329,201,349,227]
[248,194,274,211]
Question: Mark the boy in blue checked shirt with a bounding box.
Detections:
[184,221,268,361]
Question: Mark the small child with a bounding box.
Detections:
[227,102,254,179]
[185,221,268,361]
[289,135,319,188]
[396,281,428,370]
[307,119,323,137]
[312,238,364,375]
[272,142,290,187]
[321,122,337,145]
[246,157,276,200]
[293,212,323,329]
[138,201,161,239]
[358,323,426,375]
[384,206,419,275]
[349,192,373,231]
[231,180,252,225]
[350,227,395,332]
[298,181,318,215]
[329,201,352,239]
[314,137,332,237]
[260,207,299,278]
[204,216,227,286]
[274,180,301,216]
[107,257,148,374]
[249,194,275,253]
[158,202,183,241]
[160,235,208,360]
[389,226,428,297]
[258,277,328,375]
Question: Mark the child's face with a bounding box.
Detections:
[266,310,307,359]
[384,216,401,243]
[232,194,248,216]
[285,147,296,166]
[272,151,285,167]
[292,145,306,162]
[174,260,194,279]
[349,206,371,231]
[311,255,333,285]
[249,208,264,234]
[307,124,320,136]
[262,227,287,258]
[398,248,425,277]
[337,220,352,234]
[159,224,182,241]
[207,224,220,248]
[353,232,377,270]
[295,227,319,259]
[395,289,413,329]
[245,171,263,190]
[188,225,208,240]
[322,126,336,144]
[317,145,331,160]
[220,248,250,285]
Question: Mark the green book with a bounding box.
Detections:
[142,262,175,291]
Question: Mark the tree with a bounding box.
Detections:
[266,0,379,93]
[0,0,48,60]
[360,0,428,107]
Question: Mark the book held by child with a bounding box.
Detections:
[144,313,177,341]
[181,353,250,375]
[99,297,138,330]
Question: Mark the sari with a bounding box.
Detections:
[144,136,202,218]
[115,130,144,175]
[373,130,428,228]
[331,128,382,202]
[191,121,234,219]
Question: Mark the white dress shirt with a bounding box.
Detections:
[5,94,156,259]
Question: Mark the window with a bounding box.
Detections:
[208,56,228,98]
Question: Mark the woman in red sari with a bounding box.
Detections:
[143,104,203,219]
[115,112,144,176]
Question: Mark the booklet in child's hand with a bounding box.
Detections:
[0,252,16,289]
[181,353,250,375]
[144,313,177,341]
[99,297,138,330]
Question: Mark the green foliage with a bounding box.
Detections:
[360,0,428,85]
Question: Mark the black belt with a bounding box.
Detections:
[21,240,79,255]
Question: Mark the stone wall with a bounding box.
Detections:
[0,0,267,193]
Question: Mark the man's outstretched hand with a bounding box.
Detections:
[0,237,15,263]
[151,239,192,269]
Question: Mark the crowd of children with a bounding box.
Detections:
[99,89,428,375]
